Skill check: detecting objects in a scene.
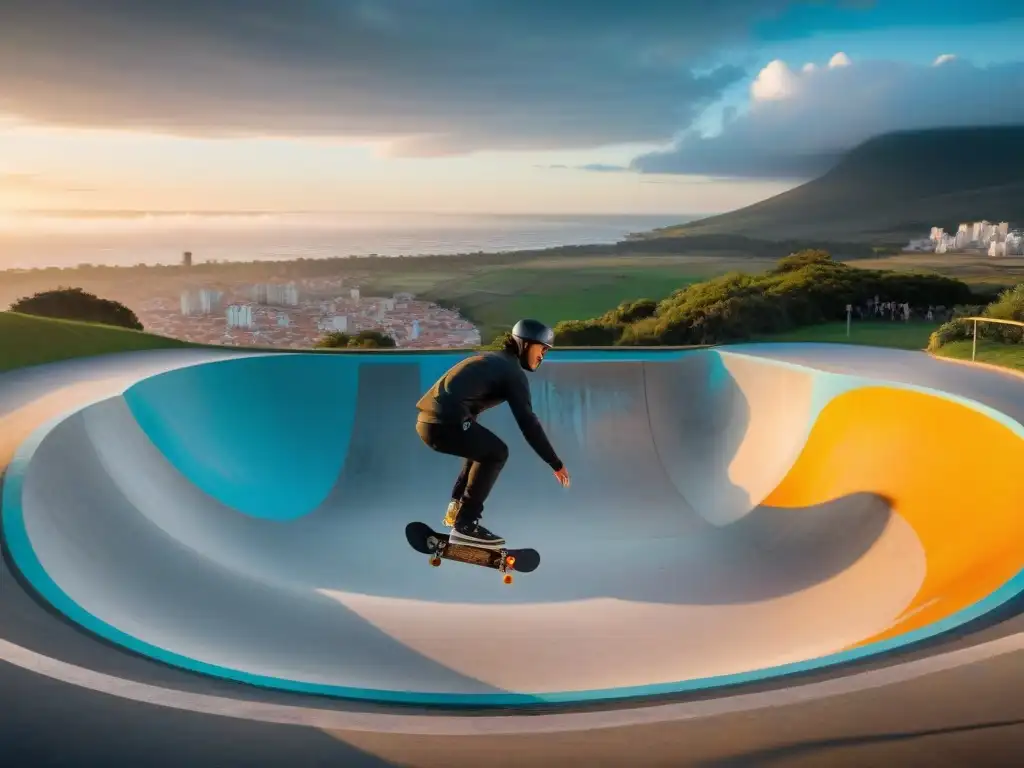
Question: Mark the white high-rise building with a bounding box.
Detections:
[375,297,396,321]
[330,315,348,332]
[251,282,299,306]
[350,288,361,301]
[411,320,420,340]
[226,305,254,328]
[181,288,223,316]
[199,289,221,313]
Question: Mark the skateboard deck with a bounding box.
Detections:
[405,521,540,584]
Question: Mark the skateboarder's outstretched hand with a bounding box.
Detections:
[554,466,571,488]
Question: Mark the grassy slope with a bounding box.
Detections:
[361,250,1020,345]
[4,248,1023,378]
[4,309,1022,381]
[0,311,203,373]
[749,320,940,350]
[930,339,1024,372]
[731,320,1024,374]
[747,321,1024,371]
[403,255,778,341]
[849,253,1024,291]
[0,312,439,373]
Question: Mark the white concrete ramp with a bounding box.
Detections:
[4,346,1021,706]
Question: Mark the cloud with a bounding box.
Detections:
[631,53,1024,180]
[537,163,631,172]
[0,1,853,156]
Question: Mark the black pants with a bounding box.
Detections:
[416,420,509,521]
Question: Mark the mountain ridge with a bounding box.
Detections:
[645,126,1024,244]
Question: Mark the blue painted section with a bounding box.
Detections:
[122,354,359,520]
[3,345,1023,707]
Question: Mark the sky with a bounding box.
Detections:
[1,0,1023,217]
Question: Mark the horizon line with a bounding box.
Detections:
[4,208,705,218]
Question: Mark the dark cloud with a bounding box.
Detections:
[578,164,631,173]
[631,54,1024,179]
[0,0,841,154]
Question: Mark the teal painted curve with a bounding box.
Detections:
[2,347,1024,708]
[121,354,359,520]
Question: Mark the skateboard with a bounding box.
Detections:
[404,521,540,585]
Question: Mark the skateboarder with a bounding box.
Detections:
[416,318,571,547]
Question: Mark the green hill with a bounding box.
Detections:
[0,311,203,373]
[645,126,1024,244]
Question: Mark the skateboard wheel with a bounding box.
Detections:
[503,574,513,584]
[430,557,441,567]
[506,555,516,567]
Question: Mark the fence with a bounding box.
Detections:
[962,316,1024,361]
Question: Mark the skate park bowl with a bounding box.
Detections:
[2,346,1023,708]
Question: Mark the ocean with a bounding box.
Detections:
[0,211,695,271]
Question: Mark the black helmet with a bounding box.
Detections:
[512,318,555,348]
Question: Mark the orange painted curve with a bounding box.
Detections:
[763,385,1024,648]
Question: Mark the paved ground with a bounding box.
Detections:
[1,344,1021,766]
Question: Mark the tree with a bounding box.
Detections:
[10,286,143,330]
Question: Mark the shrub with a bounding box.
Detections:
[929,285,1024,349]
[479,330,514,351]
[558,249,977,347]
[769,249,837,274]
[316,329,396,348]
[552,319,621,346]
[317,331,352,348]
[927,320,972,351]
[982,284,1024,343]
[600,298,658,325]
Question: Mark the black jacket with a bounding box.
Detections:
[416,351,562,470]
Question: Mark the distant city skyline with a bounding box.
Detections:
[906,219,1024,256]
[147,276,476,350]
[1,2,1023,220]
